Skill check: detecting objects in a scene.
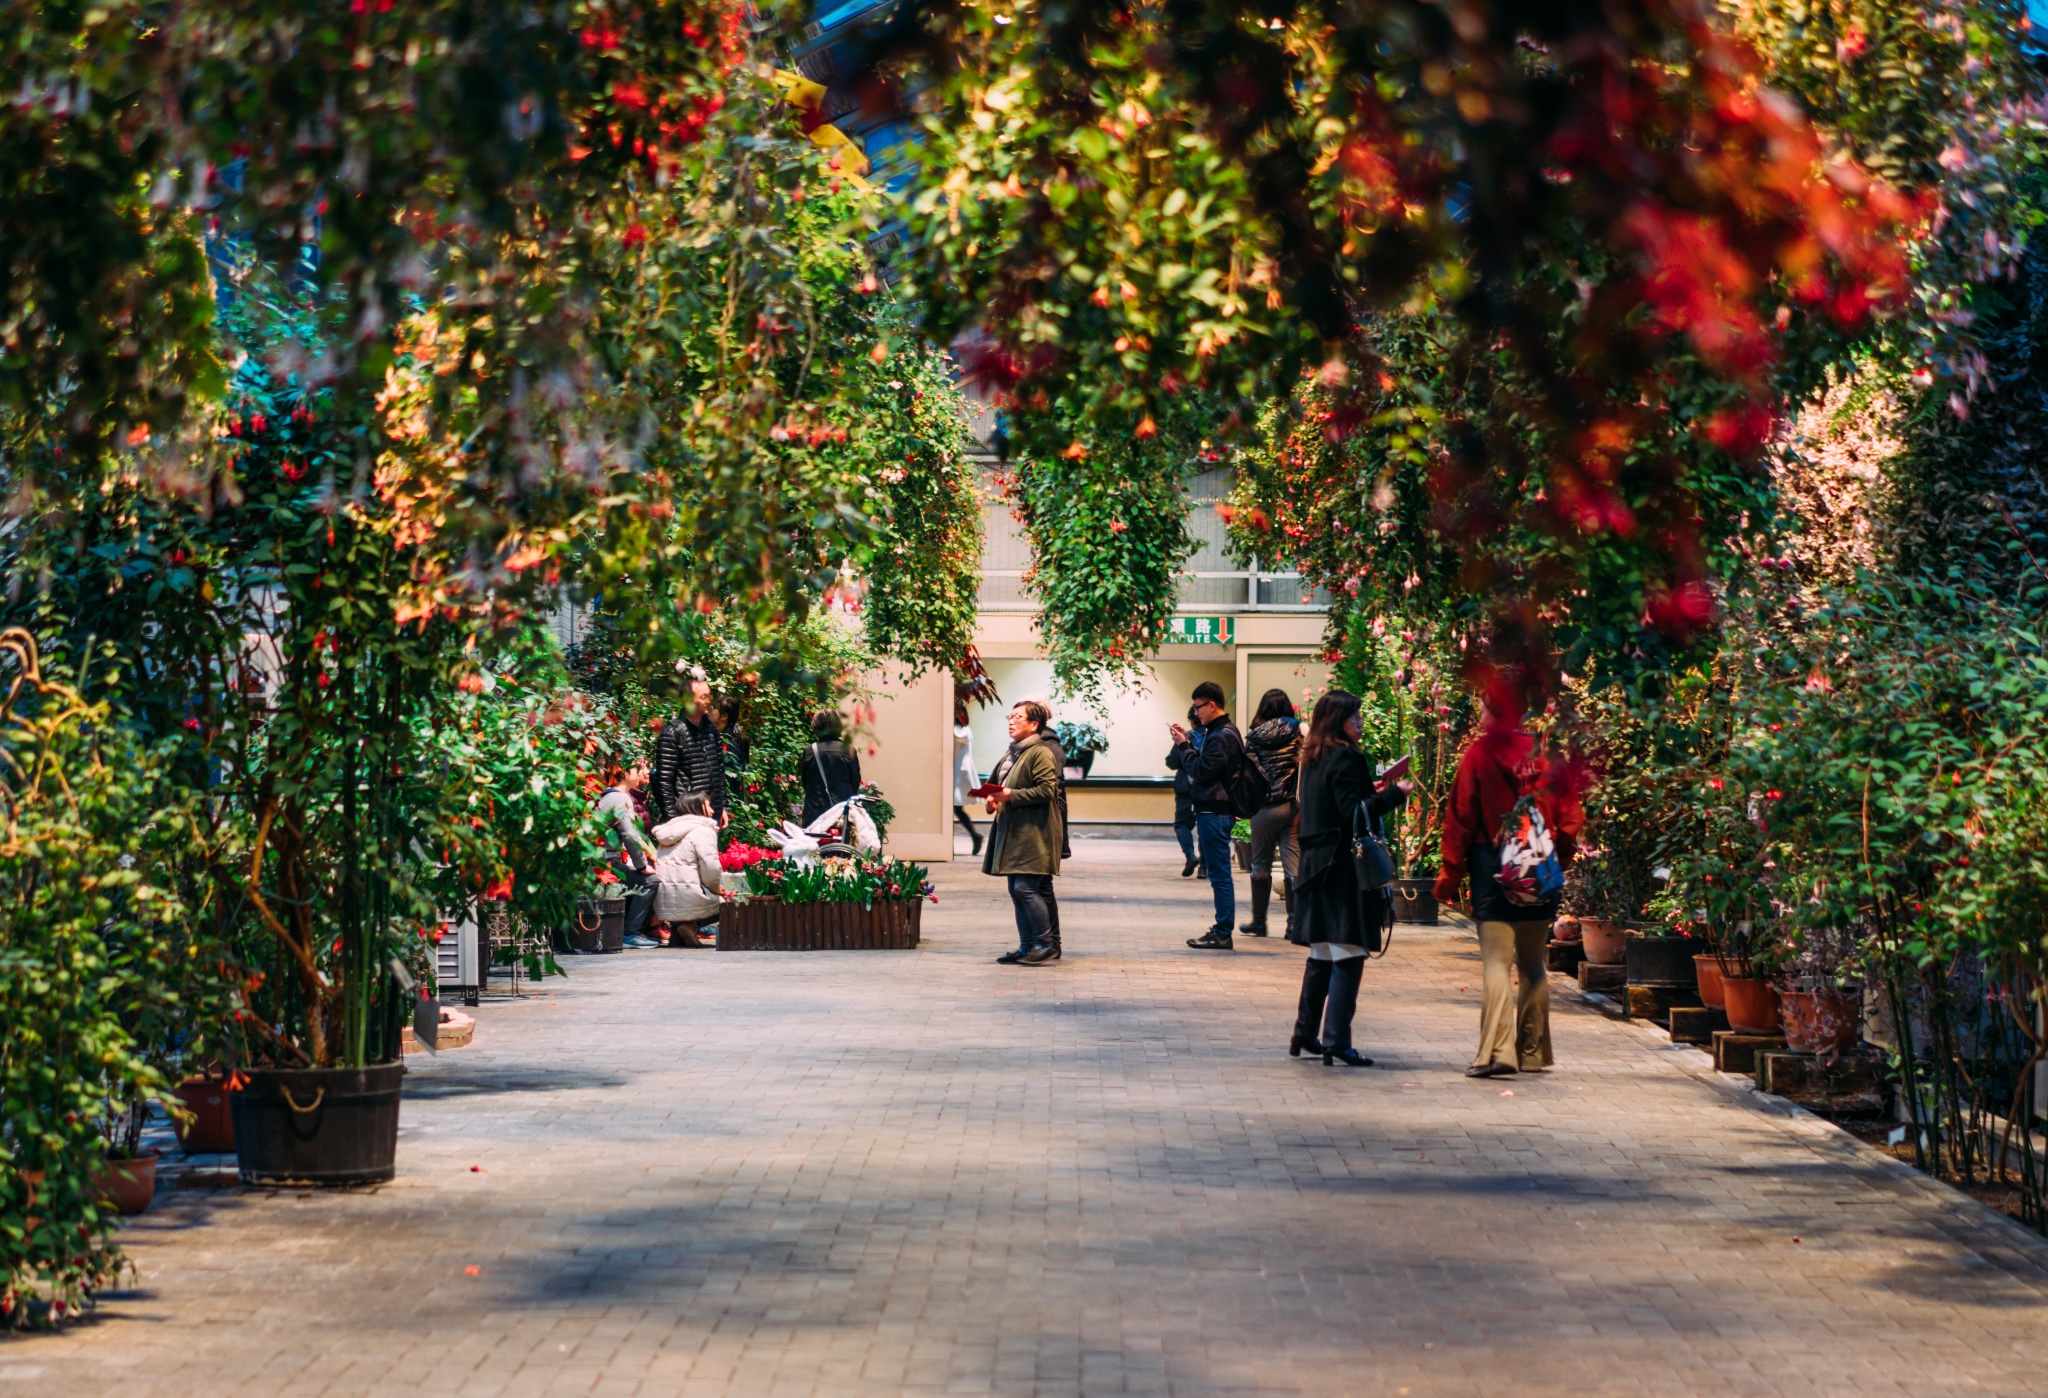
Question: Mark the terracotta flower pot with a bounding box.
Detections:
[1578,919,1629,965]
[95,1151,158,1215]
[1781,989,1859,1056]
[1694,955,1727,1010]
[1722,976,1781,1034]
[173,1075,237,1154]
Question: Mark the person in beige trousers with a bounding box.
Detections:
[1433,691,1585,1078]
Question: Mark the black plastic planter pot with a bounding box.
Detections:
[233,1063,404,1186]
[570,899,626,953]
[1392,878,1439,925]
[1626,934,1705,987]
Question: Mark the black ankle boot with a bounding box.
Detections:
[1240,875,1271,936]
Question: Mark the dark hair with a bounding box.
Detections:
[1012,699,1049,731]
[1191,680,1226,708]
[674,792,713,818]
[1300,690,1363,766]
[1252,688,1296,726]
[954,701,970,726]
[715,695,743,727]
[810,710,843,742]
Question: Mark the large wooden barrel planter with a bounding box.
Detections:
[717,898,922,950]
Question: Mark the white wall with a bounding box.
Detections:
[967,657,1235,780]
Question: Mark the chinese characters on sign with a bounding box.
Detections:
[1165,616,1234,645]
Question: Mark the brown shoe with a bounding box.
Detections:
[669,922,703,948]
[1465,1062,1518,1079]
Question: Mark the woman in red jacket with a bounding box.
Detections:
[1434,687,1584,1078]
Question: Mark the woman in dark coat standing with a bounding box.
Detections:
[1289,690,1411,1066]
[799,710,863,826]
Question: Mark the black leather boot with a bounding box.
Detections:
[1282,875,1296,939]
[1241,875,1271,936]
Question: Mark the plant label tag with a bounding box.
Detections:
[1887,1126,1907,1146]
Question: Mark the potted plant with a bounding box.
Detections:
[1562,846,1640,964]
[1052,720,1109,779]
[572,867,629,954]
[204,303,513,1189]
[1777,925,1861,1059]
[92,1103,158,1218]
[1626,881,1707,988]
[171,1069,238,1155]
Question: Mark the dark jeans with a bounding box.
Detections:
[1195,811,1235,933]
[1295,957,1365,1051]
[618,867,655,940]
[1008,874,1055,953]
[1174,797,1197,862]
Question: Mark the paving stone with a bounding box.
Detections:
[10,840,2048,1397]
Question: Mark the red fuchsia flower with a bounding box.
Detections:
[1765,790,1783,801]
[594,867,619,885]
[1837,27,1867,62]
[483,875,514,900]
[1707,778,1724,790]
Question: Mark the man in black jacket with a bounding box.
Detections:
[1169,680,1243,950]
[654,667,728,826]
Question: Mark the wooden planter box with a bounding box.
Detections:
[717,898,923,950]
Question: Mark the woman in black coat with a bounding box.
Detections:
[800,710,863,826]
[1289,690,1410,1066]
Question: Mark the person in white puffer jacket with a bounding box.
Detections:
[653,793,723,946]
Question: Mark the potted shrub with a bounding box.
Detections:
[1705,919,1784,1033]
[1777,926,1861,1059]
[571,868,629,954]
[1562,846,1639,964]
[92,1104,158,1218]
[1053,720,1109,779]
[1626,882,1706,987]
[203,311,513,1189]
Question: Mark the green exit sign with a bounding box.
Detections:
[1166,616,1234,645]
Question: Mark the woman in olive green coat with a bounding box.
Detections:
[983,700,1065,965]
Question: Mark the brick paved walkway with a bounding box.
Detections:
[11,841,2048,1396]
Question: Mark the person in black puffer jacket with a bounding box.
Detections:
[1242,689,1303,938]
[654,667,728,825]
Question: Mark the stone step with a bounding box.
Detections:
[1713,1030,1787,1074]
[1758,1051,1889,1115]
[1577,961,1627,993]
[1668,1005,1729,1045]
[1626,984,1702,1026]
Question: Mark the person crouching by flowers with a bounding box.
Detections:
[654,792,724,947]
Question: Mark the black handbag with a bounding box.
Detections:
[1351,798,1396,892]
